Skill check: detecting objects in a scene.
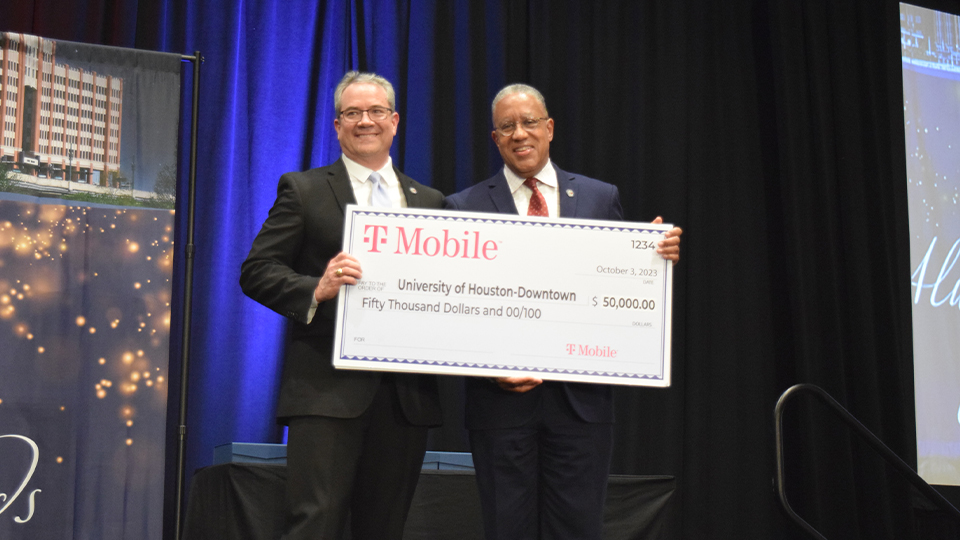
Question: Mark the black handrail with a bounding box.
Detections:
[774,383,960,539]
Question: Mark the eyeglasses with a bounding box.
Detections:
[495,117,549,137]
[339,107,393,123]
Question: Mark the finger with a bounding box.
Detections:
[333,252,361,266]
[495,376,539,391]
[501,376,539,385]
[652,216,663,224]
[502,382,537,393]
[658,251,680,262]
[332,265,362,280]
[336,273,360,285]
[516,381,543,392]
[658,237,681,248]
[327,255,363,279]
[505,378,542,390]
[326,252,360,271]
[496,380,516,391]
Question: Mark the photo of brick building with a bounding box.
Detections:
[1,33,124,187]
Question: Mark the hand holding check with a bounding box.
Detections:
[315,252,363,303]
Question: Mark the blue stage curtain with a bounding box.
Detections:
[164,0,469,482]
[155,0,516,504]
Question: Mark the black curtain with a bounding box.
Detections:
[6,0,959,538]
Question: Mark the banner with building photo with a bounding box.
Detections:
[0,33,181,539]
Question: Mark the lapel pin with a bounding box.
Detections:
[566,189,575,197]
[409,187,418,194]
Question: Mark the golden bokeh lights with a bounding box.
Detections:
[1,199,175,447]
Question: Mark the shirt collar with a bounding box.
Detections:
[504,159,556,195]
[342,154,397,186]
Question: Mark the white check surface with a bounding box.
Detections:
[333,205,673,387]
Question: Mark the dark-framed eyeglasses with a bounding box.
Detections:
[495,117,549,137]
[339,107,393,123]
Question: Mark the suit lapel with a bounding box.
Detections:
[487,171,520,215]
[326,158,356,212]
[556,164,579,218]
[396,169,422,208]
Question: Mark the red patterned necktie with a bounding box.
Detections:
[523,177,548,217]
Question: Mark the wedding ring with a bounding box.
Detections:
[335,268,343,277]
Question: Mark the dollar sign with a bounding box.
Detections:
[592,296,597,307]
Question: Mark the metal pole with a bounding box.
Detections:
[172,51,202,540]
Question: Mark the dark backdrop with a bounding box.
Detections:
[6,0,959,538]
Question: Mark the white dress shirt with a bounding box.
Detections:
[502,158,559,217]
[342,154,406,208]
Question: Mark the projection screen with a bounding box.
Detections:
[901,2,960,487]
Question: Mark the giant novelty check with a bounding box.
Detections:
[333,205,673,387]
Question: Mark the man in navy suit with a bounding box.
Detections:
[445,83,682,540]
[241,72,443,540]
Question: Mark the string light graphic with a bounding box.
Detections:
[0,200,175,446]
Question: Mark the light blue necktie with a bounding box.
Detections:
[368,171,392,208]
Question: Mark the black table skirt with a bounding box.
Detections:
[182,463,677,540]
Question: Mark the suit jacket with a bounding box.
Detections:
[240,158,443,426]
[444,163,622,430]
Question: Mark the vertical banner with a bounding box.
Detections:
[0,34,181,539]
[900,4,960,487]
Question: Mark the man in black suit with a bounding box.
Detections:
[445,84,682,540]
[240,71,443,540]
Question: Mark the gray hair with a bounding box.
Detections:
[334,71,396,114]
[491,84,549,125]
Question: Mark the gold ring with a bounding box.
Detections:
[335,268,343,277]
